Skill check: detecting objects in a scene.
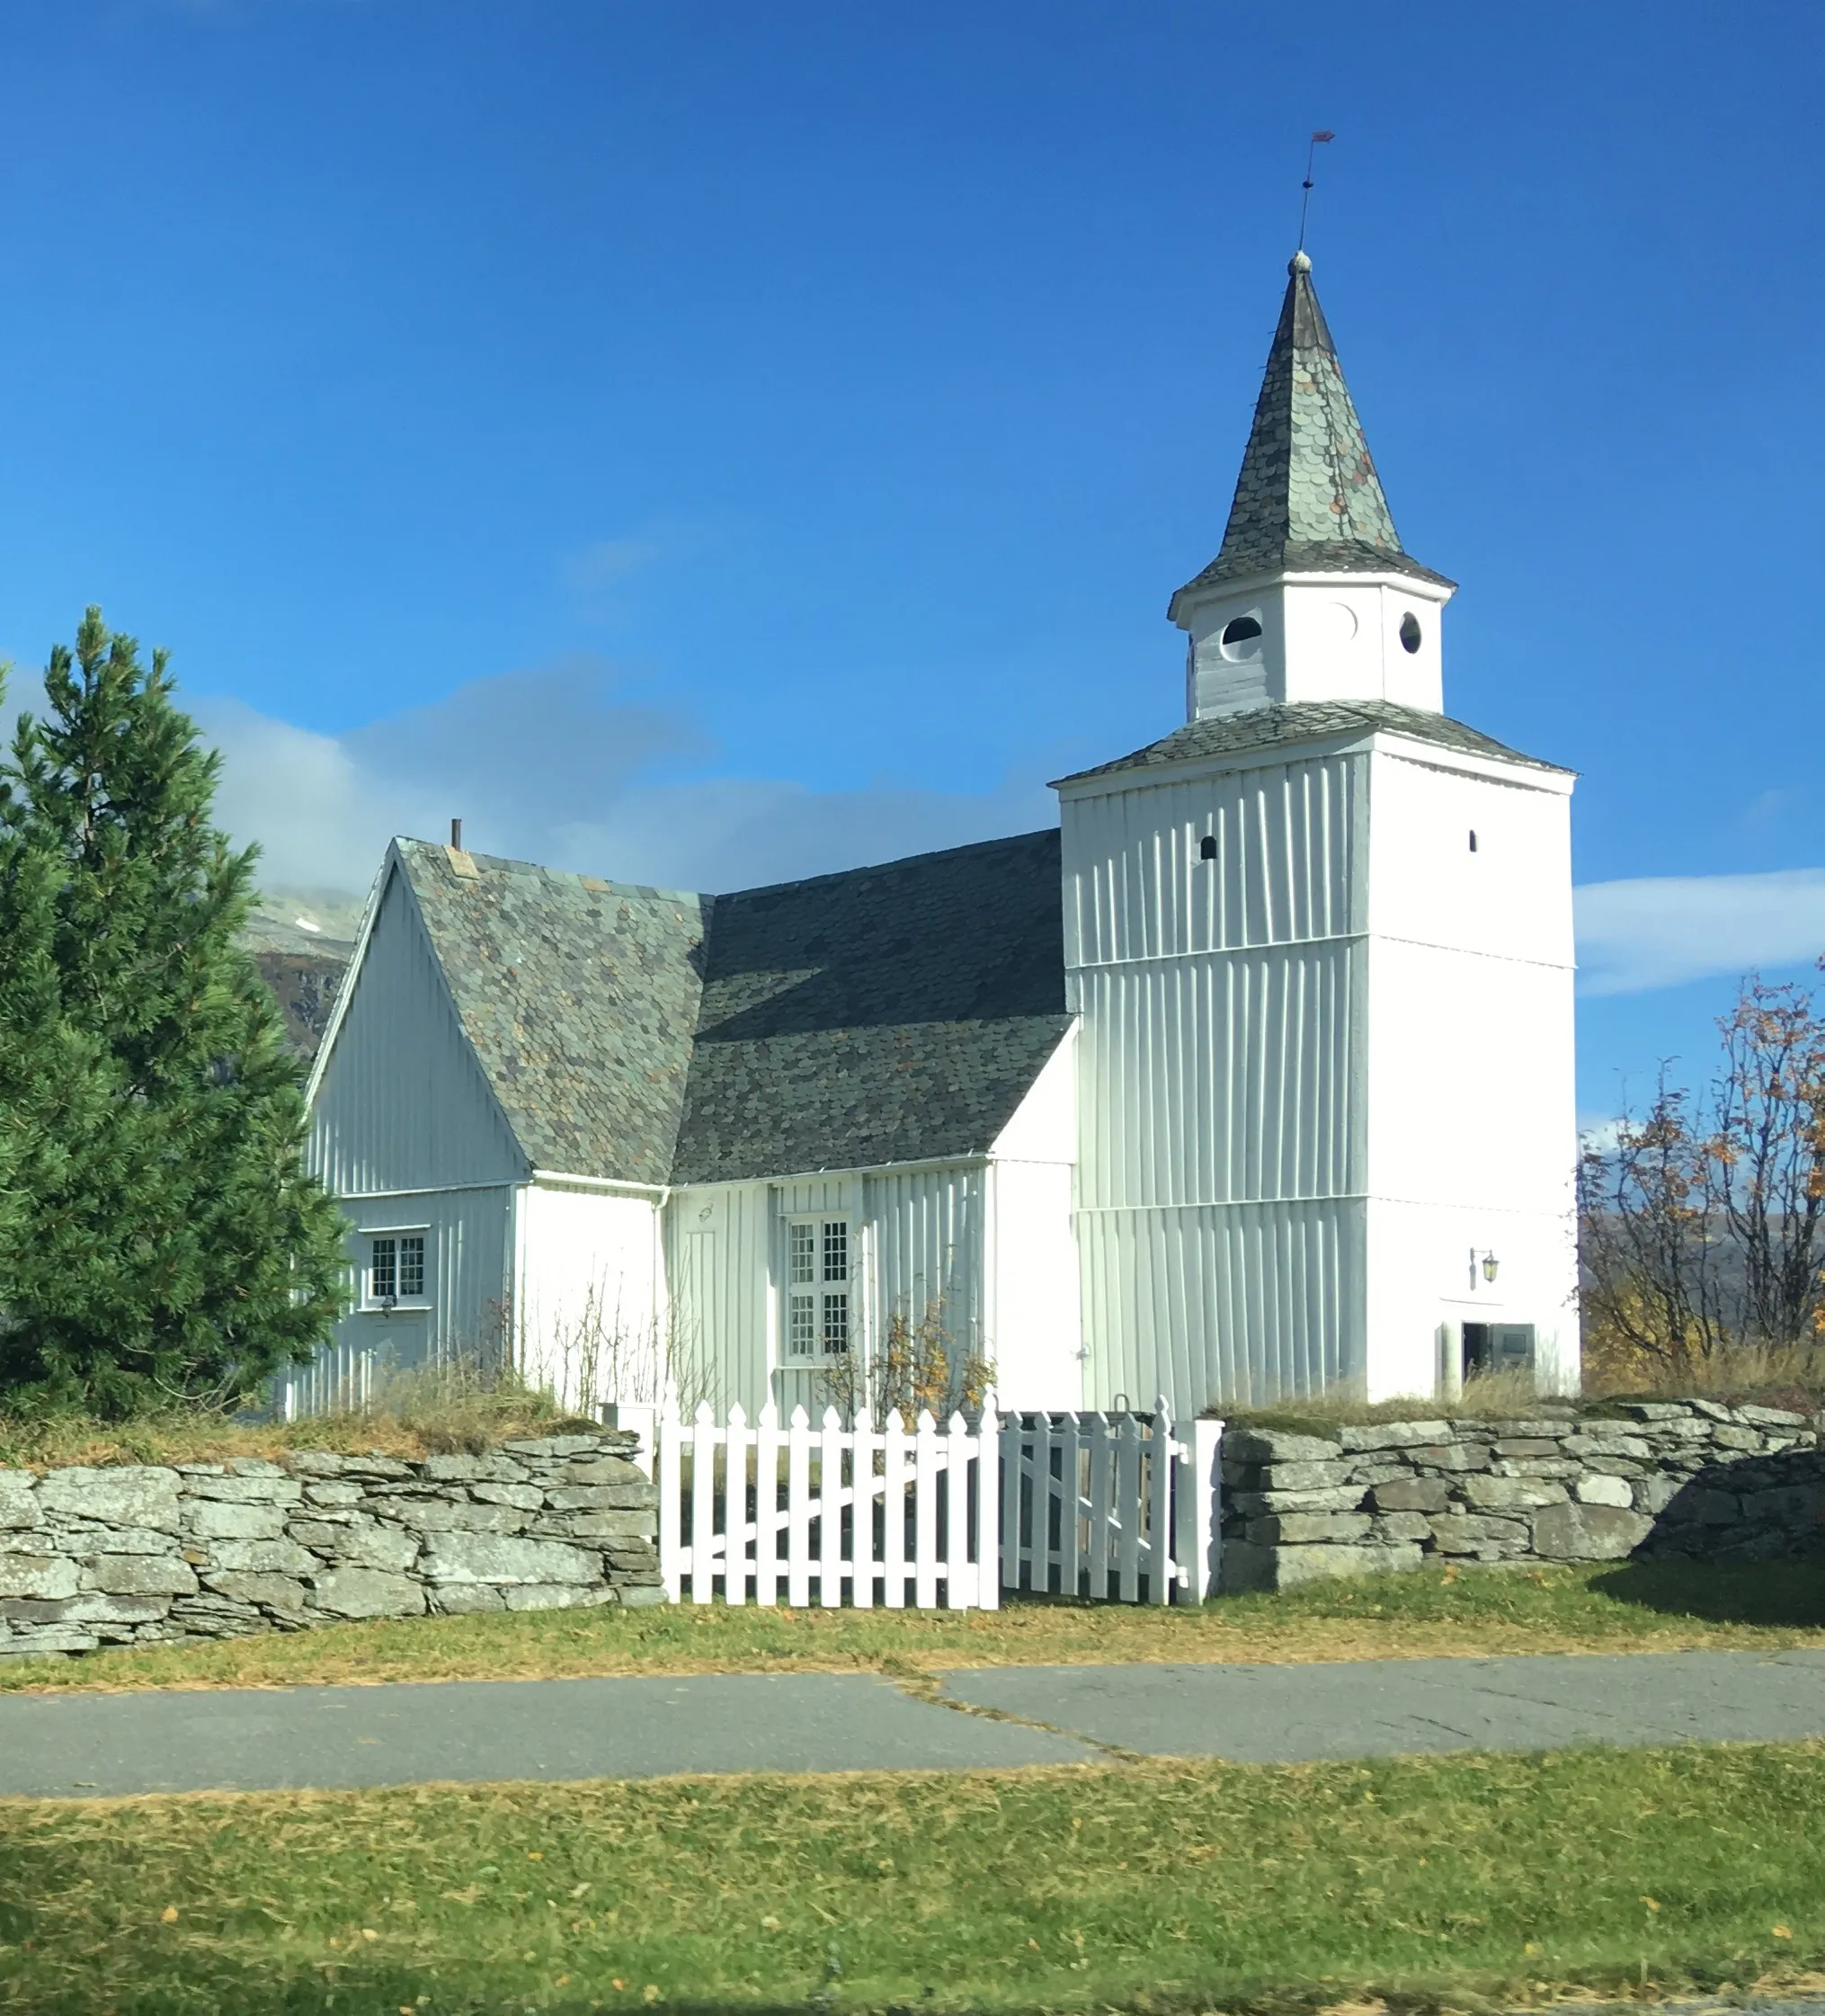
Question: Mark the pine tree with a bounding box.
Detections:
[0,727,85,1287]
[0,610,347,1415]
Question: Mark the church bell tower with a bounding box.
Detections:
[1057,253,1580,1414]
[1170,251,1454,722]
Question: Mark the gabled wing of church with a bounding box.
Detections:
[303,827,1079,1420]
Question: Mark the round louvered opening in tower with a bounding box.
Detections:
[1219,615,1263,661]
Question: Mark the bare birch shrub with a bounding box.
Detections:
[1580,968,1825,1393]
[516,1280,726,1419]
[815,1299,995,1423]
[1579,1070,1732,1378]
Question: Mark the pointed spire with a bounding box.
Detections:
[1170,254,1451,618]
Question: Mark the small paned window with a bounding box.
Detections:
[369,1234,427,1304]
[785,1218,851,1360]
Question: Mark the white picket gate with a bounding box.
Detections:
[999,1401,1221,1605]
[656,1399,1001,1610]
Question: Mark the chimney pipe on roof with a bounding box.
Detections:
[450,818,462,850]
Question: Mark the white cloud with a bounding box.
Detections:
[34,653,1825,993]
[191,658,1055,899]
[1574,868,1825,996]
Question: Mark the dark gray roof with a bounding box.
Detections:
[1055,700,1571,786]
[398,840,708,1184]
[672,831,1070,1185]
[388,831,1070,1188]
[1169,254,1452,619]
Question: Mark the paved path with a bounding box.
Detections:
[0,1648,1821,1799]
[943,1646,1825,1762]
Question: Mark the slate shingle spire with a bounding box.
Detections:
[1169,252,1451,622]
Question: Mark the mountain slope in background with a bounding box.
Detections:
[243,887,365,1059]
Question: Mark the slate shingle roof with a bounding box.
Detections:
[398,841,708,1185]
[392,831,1070,1188]
[1054,700,1571,786]
[672,830,1070,1185]
[1169,254,1453,619]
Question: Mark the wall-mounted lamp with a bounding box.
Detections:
[380,1293,397,1317]
[1481,1253,1500,1283]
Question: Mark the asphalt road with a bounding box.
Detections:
[0,1647,1821,1798]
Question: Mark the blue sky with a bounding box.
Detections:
[0,0,1820,1122]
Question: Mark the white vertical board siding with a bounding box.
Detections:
[663,1165,995,1422]
[866,1164,984,1348]
[281,1185,515,1416]
[986,1159,1081,1408]
[1078,1200,1360,1411]
[1361,746,1580,1398]
[515,1182,663,1413]
[1064,752,1358,971]
[663,1183,771,1414]
[1367,745,1575,967]
[308,863,526,1197]
[1065,749,1368,1413]
[768,1166,988,1421]
[987,1029,1082,1410]
[1073,946,1357,1209]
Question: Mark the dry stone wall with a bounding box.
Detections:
[1221,1399,1825,1591]
[0,1431,660,1662]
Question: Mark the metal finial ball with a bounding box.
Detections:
[1290,250,1313,273]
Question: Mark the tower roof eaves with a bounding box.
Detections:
[1167,547,1458,623]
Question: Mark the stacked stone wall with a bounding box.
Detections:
[0,1431,660,1661]
[1222,1399,1825,1591]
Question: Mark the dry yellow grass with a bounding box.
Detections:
[4,1746,1825,2011]
[9,1346,1819,1475]
[4,1560,1821,1697]
[0,1363,577,1472]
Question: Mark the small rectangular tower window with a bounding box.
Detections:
[1468,830,1478,852]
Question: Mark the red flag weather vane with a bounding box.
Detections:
[1298,130,1335,252]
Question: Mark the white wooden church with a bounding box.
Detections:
[298,253,1580,1420]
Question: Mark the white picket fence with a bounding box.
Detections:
[1000,1401,1221,1606]
[653,1394,1223,1610]
[656,1400,1001,1610]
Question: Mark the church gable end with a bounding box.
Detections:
[307,854,527,1197]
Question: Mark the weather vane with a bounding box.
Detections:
[1297,129,1335,253]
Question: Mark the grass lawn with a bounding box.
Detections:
[3,1744,1824,2012]
[3,1558,1822,1696]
